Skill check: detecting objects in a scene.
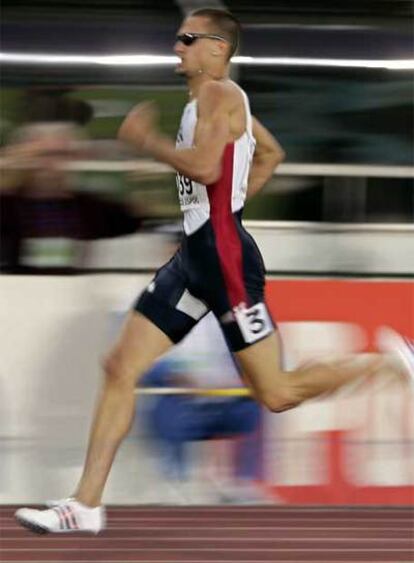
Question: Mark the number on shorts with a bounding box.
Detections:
[233,302,273,344]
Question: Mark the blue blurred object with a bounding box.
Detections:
[138,314,262,487]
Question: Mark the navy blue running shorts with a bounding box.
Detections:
[134,213,275,352]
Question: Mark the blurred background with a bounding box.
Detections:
[1,0,413,233]
[0,1,413,506]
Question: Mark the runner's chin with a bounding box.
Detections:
[175,63,186,74]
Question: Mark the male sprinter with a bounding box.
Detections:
[15,8,412,534]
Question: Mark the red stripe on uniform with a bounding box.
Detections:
[207,143,247,308]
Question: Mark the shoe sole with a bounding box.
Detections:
[15,515,49,535]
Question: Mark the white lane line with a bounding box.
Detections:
[4,547,412,552]
[2,513,412,521]
[4,525,413,531]
[1,537,411,543]
[2,507,412,513]
[74,506,414,511]
[3,518,412,527]
[113,519,411,524]
[5,516,408,525]
[5,508,411,513]
[0,502,413,512]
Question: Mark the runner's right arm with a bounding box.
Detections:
[118,82,231,186]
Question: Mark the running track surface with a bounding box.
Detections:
[1,505,413,562]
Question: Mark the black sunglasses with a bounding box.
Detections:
[176,33,228,46]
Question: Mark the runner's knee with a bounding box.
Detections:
[259,382,301,413]
[102,350,137,387]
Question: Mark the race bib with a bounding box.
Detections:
[176,173,200,208]
[233,302,273,344]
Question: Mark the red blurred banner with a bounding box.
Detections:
[263,279,414,505]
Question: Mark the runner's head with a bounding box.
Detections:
[174,8,240,77]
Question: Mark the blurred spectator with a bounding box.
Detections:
[24,88,94,126]
[0,122,144,274]
[138,313,270,505]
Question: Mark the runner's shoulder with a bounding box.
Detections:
[198,80,242,111]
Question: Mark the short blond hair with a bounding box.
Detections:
[190,8,241,59]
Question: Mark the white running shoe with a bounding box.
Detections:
[376,326,414,388]
[15,499,105,534]
[44,497,73,508]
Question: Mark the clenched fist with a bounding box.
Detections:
[118,101,159,152]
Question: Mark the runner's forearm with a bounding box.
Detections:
[247,151,285,199]
[143,134,221,185]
